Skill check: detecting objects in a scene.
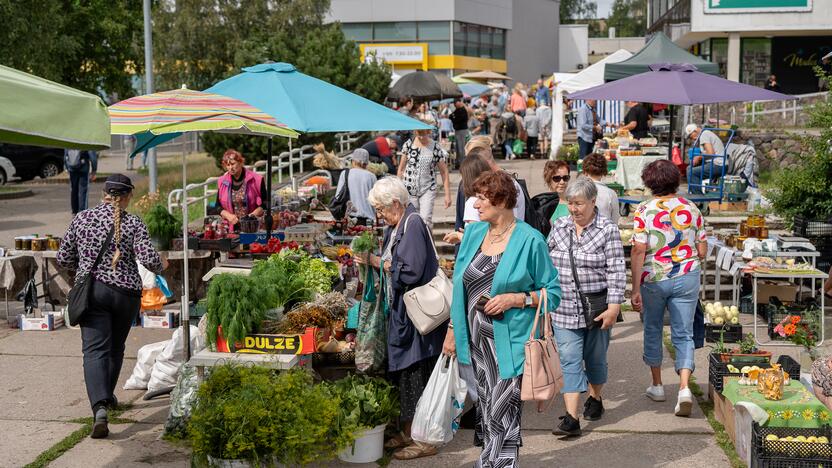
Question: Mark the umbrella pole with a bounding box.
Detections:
[266,138,273,238]
[181,138,191,360]
[667,104,674,161]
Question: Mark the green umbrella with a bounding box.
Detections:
[0,64,110,149]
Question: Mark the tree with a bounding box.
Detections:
[153,0,391,166]
[606,0,647,38]
[0,0,143,100]
[560,0,598,23]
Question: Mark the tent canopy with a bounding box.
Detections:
[0,64,110,149]
[388,71,462,102]
[559,49,633,94]
[207,62,431,132]
[604,33,719,81]
[458,70,512,81]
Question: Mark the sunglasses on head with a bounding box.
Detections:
[552,175,570,183]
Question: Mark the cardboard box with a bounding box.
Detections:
[19,312,64,331]
[141,311,179,329]
[755,280,798,304]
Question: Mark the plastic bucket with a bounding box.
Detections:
[337,424,386,464]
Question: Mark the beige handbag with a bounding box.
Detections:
[401,214,453,335]
[520,288,564,408]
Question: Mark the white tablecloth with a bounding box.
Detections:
[614,155,667,190]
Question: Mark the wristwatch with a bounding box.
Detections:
[524,292,533,308]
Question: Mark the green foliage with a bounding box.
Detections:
[763,67,832,221]
[738,333,758,354]
[0,0,143,99]
[142,204,181,240]
[330,374,400,431]
[188,366,345,465]
[298,255,339,295]
[250,254,314,307]
[350,231,376,254]
[205,274,274,348]
[153,0,391,167]
[606,0,647,38]
[557,144,579,162]
[560,0,598,22]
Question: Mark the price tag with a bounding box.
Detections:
[721,249,734,271]
[716,248,728,269]
[729,262,743,276]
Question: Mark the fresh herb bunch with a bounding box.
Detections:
[142,203,181,240]
[298,256,339,295]
[188,366,346,465]
[205,274,274,349]
[350,231,376,254]
[330,374,400,431]
[250,255,313,308]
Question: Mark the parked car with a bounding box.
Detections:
[0,156,17,185]
[0,143,64,181]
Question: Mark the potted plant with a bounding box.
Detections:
[142,203,181,251]
[188,366,344,467]
[205,274,275,351]
[330,374,400,464]
[557,144,580,170]
[772,310,821,367]
[715,333,772,364]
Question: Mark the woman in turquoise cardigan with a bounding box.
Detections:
[442,170,561,468]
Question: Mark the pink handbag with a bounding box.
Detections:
[520,288,564,410]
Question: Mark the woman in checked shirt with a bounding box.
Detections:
[547,176,626,437]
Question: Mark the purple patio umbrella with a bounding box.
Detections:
[569,63,795,149]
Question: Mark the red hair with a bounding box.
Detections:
[222,149,244,166]
[472,170,517,209]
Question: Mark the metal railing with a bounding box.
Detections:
[167,132,361,217]
[747,91,828,126]
[688,91,829,128]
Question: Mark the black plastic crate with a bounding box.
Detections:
[793,215,832,238]
[708,353,772,394]
[751,423,832,468]
[766,301,821,339]
[776,355,801,380]
[705,323,743,343]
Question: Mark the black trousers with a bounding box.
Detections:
[80,281,141,410]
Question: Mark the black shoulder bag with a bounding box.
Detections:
[327,168,351,220]
[568,232,621,330]
[67,226,114,326]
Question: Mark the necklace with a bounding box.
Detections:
[488,220,515,245]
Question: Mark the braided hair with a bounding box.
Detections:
[103,174,135,271]
[110,195,123,270]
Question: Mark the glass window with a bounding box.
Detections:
[453,22,466,55]
[374,22,416,41]
[418,22,450,41]
[341,23,372,42]
[427,41,450,55]
[741,38,771,87]
[480,27,493,59]
[711,38,729,78]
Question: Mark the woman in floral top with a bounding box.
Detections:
[58,174,166,439]
[630,160,706,418]
[396,117,451,230]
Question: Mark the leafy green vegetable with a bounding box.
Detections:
[298,256,339,296]
[350,231,376,253]
[250,254,313,308]
[142,203,181,240]
[329,374,400,431]
[205,274,274,349]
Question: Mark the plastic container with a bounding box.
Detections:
[775,355,801,380]
[792,215,832,238]
[750,423,832,468]
[705,323,743,343]
[708,353,772,394]
[337,424,386,464]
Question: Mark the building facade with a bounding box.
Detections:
[648,0,832,94]
[326,0,560,84]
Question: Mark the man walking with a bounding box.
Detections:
[535,78,550,107]
[64,149,98,215]
[450,99,470,168]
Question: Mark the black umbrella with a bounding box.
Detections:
[388,71,463,102]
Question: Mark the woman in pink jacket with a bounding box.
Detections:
[215,149,267,231]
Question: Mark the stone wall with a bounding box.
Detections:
[730,131,812,173]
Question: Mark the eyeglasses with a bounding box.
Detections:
[552,175,571,183]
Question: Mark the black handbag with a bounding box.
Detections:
[327,168,351,220]
[66,226,114,326]
[568,232,622,330]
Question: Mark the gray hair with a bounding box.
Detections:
[565,176,597,202]
[368,176,409,209]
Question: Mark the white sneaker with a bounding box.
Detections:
[646,385,666,402]
[675,388,693,417]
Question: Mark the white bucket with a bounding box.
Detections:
[337,424,386,464]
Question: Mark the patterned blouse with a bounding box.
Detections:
[57,203,163,292]
[401,139,446,197]
[547,211,626,329]
[632,196,706,283]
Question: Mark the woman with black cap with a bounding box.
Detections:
[57,174,167,438]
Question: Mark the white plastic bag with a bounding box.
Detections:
[411,355,467,445]
[123,341,167,390]
[147,326,204,392]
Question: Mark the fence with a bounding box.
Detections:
[166,132,361,217]
[688,91,828,128]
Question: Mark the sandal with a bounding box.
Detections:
[384,433,412,450]
[393,441,437,460]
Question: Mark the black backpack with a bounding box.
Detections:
[502,114,517,134]
[513,176,550,237]
[328,168,350,220]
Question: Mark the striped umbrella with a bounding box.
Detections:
[109,88,298,155]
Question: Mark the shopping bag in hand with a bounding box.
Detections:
[355,268,386,373]
[411,355,468,445]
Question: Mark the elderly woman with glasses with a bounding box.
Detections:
[215,149,267,232]
[547,176,625,437]
[357,177,447,460]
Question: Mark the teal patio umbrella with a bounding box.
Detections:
[0,64,110,149]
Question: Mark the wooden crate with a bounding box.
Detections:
[711,386,737,446]
[708,201,748,212]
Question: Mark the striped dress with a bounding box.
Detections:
[464,250,523,468]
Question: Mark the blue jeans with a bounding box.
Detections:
[689,163,718,185]
[553,325,611,393]
[69,170,90,215]
[641,271,700,373]
[503,138,515,159]
[578,137,594,158]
